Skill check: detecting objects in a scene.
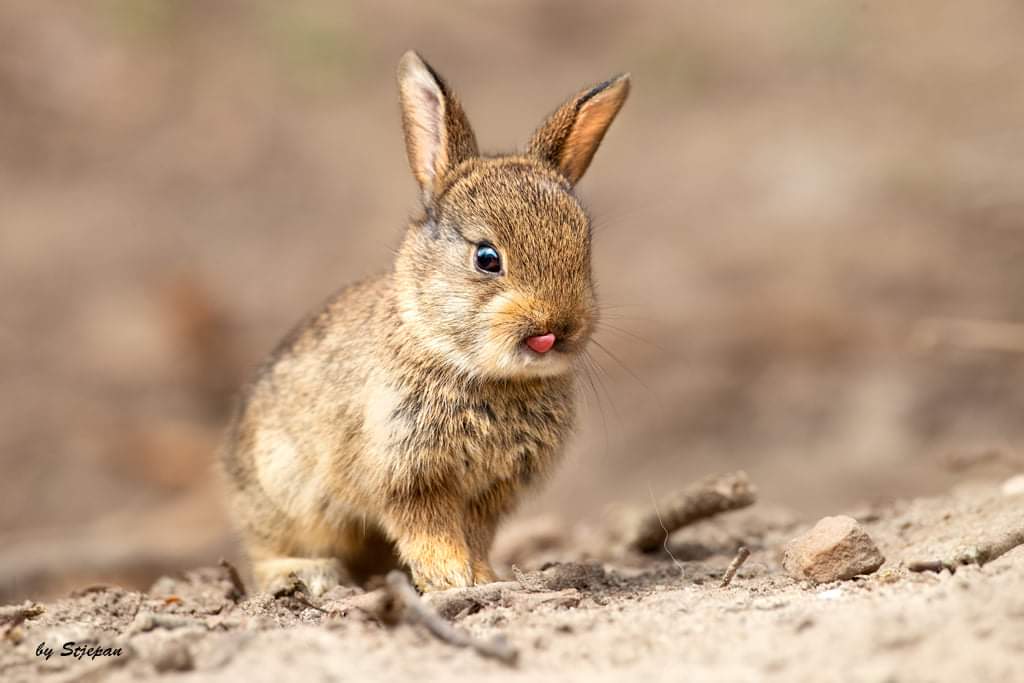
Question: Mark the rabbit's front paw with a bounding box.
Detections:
[404,539,474,592]
[471,558,498,584]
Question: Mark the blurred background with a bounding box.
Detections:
[2,0,1023,602]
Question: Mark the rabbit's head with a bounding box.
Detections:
[393,51,629,380]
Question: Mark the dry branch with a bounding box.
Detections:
[912,317,1024,355]
[0,602,44,625]
[384,571,519,666]
[625,471,758,552]
[1,602,44,641]
[907,526,1024,573]
[942,447,1024,473]
[219,558,247,601]
[423,581,519,620]
[512,565,545,592]
[719,546,751,588]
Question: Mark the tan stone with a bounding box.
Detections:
[783,515,885,583]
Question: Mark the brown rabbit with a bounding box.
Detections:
[220,51,629,594]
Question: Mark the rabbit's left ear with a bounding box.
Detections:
[398,51,479,201]
[528,74,630,187]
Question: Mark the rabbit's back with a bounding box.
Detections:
[221,277,390,524]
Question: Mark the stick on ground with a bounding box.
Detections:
[1,602,44,641]
[720,546,751,588]
[626,471,758,552]
[908,526,1024,573]
[384,571,519,666]
[0,602,44,626]
[219,558,247,601]
[906,560,946,574]
[912,317,1024,355]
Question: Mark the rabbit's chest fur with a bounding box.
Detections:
[362,365,575,501]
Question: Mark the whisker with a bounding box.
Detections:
[595,323,665,353]
[589,202,677,237]
[582,348,623,433]
[597,302,648,311]
[576,352,610,456]
[589,338,653,396]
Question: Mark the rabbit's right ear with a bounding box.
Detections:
[397,51,479,201]
[528,74,630,187]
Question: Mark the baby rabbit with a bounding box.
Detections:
[221,51,629,594]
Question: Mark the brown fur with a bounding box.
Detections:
[220,51,629,594]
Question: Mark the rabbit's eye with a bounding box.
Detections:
[474,244,502,274]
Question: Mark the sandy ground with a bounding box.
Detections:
[3,1,1024,606]
[3,478,1022,683]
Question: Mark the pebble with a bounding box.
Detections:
[783,515,885,583]
[816,588,844,601]
[151,641,194,673]
[1001,474,1024,497]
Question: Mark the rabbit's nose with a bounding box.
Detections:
[525,333,556,354]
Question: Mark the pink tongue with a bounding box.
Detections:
[525,333,556,354]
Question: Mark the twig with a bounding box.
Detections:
[970,527,1024,564]
[384,571,519,666]
[269,572,327,613]
[907,560,947,573]
[719,547,751,588]
[912,317,1024,355]
[69,585,115,597]
[423,581,519,620]
[942,447,1024,473]
[908,526,1024,573]
[0,602,44,626]
[626,471,758,552]
[291,593,327,614]
[219,558,247,601]
[1,602,44,641]
[512,565,545,592]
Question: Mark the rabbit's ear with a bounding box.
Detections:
[528,74,630,186]
[398,51,479,200]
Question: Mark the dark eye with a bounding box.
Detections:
[474,244,502,274]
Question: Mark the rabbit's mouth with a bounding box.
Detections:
[524,333,557,354]
[515,345,572,376]
[474,291,592,378]
[522,332,582,357]
[508,331,586,378]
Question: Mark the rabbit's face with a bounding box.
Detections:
[397,159,595,379]
[393,52,628,380]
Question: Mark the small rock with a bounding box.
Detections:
[149,576,178,597]
[151,641,194,673]
[1001,474,1024,497]
[783,515,885,583]
[815,587,844,601]
[752,596,787,610]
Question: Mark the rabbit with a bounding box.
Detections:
[220,50,630,595]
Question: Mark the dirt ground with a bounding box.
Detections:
[2,478,1022,682]
[3,0,1024,604]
